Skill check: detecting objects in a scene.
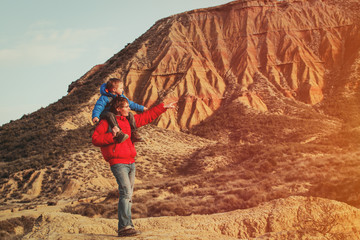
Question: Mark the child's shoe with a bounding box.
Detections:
[131,131,145,142]
[114,132,129,143]
[126,112,144,142]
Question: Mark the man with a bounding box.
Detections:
[92,96,175,237]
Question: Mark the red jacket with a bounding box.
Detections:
[92,103,167,166]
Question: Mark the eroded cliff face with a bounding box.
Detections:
[70,0,359,131]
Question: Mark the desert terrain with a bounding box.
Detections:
[1,0,360,239]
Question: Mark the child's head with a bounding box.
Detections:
[106,78,124,95]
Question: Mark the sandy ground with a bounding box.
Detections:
[1,196,358,240]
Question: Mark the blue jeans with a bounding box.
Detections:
[110,163,135,230]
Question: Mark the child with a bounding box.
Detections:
[92,78,147,143]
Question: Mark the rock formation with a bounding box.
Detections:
[68,0,359,131]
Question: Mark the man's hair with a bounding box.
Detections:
[110,96,129,114]
[106,78,123,90]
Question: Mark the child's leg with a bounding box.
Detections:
[126,112,137,131]
[102,112,129,143]
[126,112,144,142]
[102,112,118,130]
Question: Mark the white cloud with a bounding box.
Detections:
[0,44,83,64]
[0,24,113,66]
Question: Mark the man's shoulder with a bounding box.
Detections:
[96,118,110,129]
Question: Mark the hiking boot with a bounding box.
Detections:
[131,131,145,143]
[114,132,129,143]
[126,112,143,142]
[118,227,141,237]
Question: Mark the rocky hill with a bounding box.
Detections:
[1,0,360,239]
[66,0,360,131]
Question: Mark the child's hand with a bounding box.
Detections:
[164,102,177,109]
[112,126,121,137]
[93,117,99,124]
[143,107,149,111]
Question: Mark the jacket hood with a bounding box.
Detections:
[100,83,118,98]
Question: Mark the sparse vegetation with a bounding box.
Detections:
[0,216,36,240]
[63,203,116,218]
[294,197,348,239]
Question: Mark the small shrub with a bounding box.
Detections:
[83,205,97,217]
[169,184,183,194]
[295,197,340,238]
[0,216,36,238]
[132,203,148,218]
[104,190,118,201]
[147,200,189,217]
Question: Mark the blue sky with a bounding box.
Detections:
[0,0,231,126]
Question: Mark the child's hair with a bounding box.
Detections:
[106,78,123,91]
[110,96,129,114]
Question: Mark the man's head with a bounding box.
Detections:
[106,78,124,95]
[110,96,130,116]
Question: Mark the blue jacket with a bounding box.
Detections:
[92,83,145,119]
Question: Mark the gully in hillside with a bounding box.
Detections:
[92,96,176,237]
